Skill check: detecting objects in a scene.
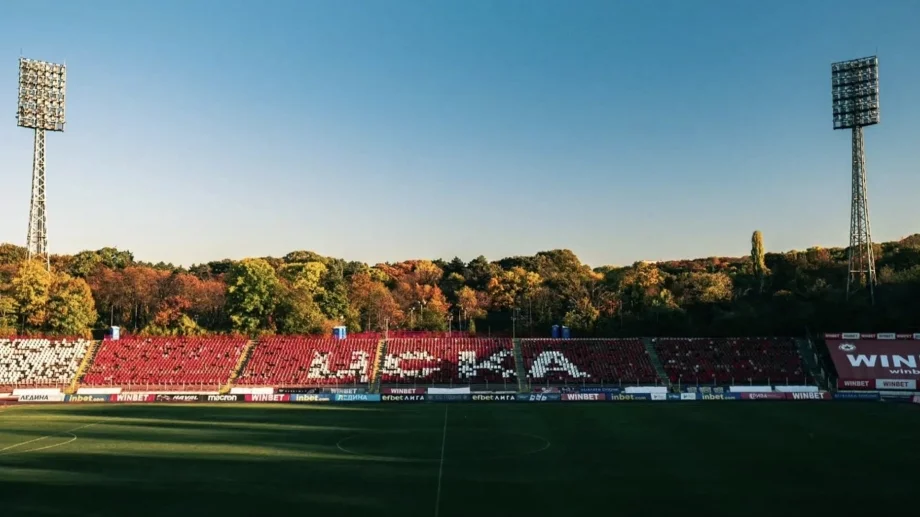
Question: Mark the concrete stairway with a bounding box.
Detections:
[641,337,671,387]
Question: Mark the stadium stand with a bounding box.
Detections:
[652,337,808,385]
[521,338,659,385]
[237,337,378,387]
[0,337,90,389]
[379,338,516,385]
[81,336,247,389]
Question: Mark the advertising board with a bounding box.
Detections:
[470,394,517,402]
[784,392,831,401]
[577,387,622,394]
[700,393,742,400]
[286,394,327,402]
[380,388,426,395]
[826,337,920,386]
[561,393,607,401]
[608,393,651,401]
[154,394,202,402]
[114,393,155,403]
[837,379,872,389]
[246,393,292,402]
[205,394,244,402]
[332,394,381,402]
[875,379,917,391]
[427,394,473,402]
[516,393,562,402]
[834,392,880,400]
[17,393,66,402]
[740,392,786,400]
[381,394,426,402]
[324,388,368,395]
[66,394,112,403]
[275,388,319,394]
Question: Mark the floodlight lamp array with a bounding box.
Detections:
[831,56,879,130]
[17,58,67,131]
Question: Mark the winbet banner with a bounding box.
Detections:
[826,336,920,387]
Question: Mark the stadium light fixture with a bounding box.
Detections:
[18,58,67,132]
[832,56,879,130]
[831,56,878,303]
[17,57,67,270]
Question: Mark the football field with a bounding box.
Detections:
[0,402,918,517]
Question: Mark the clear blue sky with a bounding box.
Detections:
[1,0,919,267]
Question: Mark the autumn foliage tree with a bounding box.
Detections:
[1,231,919,338]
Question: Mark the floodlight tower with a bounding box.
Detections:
[832,56,879,304]
[16,58,66,270]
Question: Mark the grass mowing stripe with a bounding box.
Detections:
[434,405,448,517]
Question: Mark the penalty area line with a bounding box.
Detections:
[434,405,448,517]
[0,422,98,454]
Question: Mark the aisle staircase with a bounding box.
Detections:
[66,340,102,394]
[368,338,388,393]
[220,340,257,394]
[796,337,828,390]
[641,337,671,388]
[512,339,527,392]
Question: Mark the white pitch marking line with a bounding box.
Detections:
[0,422,97,454]
[434,405,448,517]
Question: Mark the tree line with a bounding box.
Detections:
[1,231,919,338]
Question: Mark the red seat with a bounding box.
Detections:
[237,337,378,387]
[81,336,247,390]
[653,337,807,385]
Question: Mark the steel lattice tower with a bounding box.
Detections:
[847,126,875,302]
[832,56,879,303]
[17,57,66,271]
[26,129,49,269]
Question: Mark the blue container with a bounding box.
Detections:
[110,326,120,340]
[333,326,347,340]
[551,325,560,338]
[561,326,571,339]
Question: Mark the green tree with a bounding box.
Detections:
[0,293,17,334]
[69,250,104,278]
[752,230,769,294]
[12,259,54,330]
[46,274,97,336]
[317,263,350,321]
[226,258,280,334]
[276,284,327,334]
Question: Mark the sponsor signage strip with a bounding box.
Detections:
[381,394,426,402]
[380,388,427,395]
[332,394,381,402]
[561,393,607,401]
[471,394,517,402]
[66,394,112,403]
[824,332,920,340]
[834,392,880,400]
[516,393,562,402]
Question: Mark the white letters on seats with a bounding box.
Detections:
[307,351,371,382]
[458,350,515,379]
[381,351,441,379]
[528,351,590,379]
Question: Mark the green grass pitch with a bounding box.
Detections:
[1,402,918,516]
